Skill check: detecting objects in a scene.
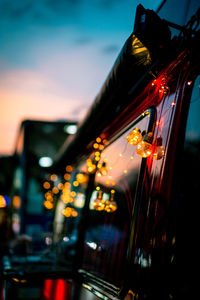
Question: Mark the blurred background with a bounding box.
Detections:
[0,0,162,156]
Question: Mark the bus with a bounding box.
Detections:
[2,1,200,299]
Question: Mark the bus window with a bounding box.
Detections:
[81,108,155,287]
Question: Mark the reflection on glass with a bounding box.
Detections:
[82,112,152,286]
[53,162,89,263]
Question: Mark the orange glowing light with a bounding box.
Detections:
[13,195,21,209]
[58,183,64,190]
[96,137,101,143]
[64,173,71,181]
[104,193,117,213]
[44,200,53,209]
[153,137,165,160]
[43,181,50,189]
[136,132,154,158]
[93,191,105,211]
[65,165,73,173]
[62,207,78,217]
[70,191,76,197]
[52,187,59,194]
[127,128,142,145]
[50,174,58,182]
[76,173,87,184]
[0,195,6,208]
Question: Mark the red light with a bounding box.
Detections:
[43,279,53,299]
[171,100,176,107]
[55,279,66,300]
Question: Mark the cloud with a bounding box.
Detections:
[0,0,82,24]
[102,44,120,54]
[0,68,90,154]
[0,0,33,19]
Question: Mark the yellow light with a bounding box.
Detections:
[96,186,100,191]
[104,193,117,213]
[93,143,99,149]
[76,173,87,184]
[70,191,76,197]
[153,137,165,160]
[93,191,105,211]
[88,165,96,173]
[127,128,142,145]
[0,195,6,208]
[73,181,79,187]
[96,137,101,143]
[98,162,107,176]
[130,156,134,160]
[119,153,123,157]
[87,159,96,173]
[95,151,101,156]
[123,170,127,174]
[43,181,50,189]
[136,132,154,158]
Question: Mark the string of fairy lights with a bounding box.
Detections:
[42,76,188,217]
[42,123,165,216]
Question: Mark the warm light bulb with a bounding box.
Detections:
[127,128,142,145]
[93,191,105,211]
[43,181,50,189]
[44,200,53,210]
[104,193,117,213]
[153,137,165,160]
[87,159,96,173]
[0,195,6,208]
[136,132,154,158]
[98,161,108,176]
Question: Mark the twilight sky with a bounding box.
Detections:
[0,0,163,155]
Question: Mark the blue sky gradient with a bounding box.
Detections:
[0,0,162,154]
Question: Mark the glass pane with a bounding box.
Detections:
[82,109,154,286]
[53,162,89,264]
